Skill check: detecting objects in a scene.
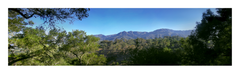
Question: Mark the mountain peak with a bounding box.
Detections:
[122,31,127,33]
[118,31,128,35]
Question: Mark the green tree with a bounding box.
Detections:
[58,30,106,65]
[8,27,107,65]
[181,8,232,65]
[8,8,100,65]
[8,27,66,65]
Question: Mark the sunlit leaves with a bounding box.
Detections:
[81,53,107,65]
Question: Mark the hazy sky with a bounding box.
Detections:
[29,8,217,35]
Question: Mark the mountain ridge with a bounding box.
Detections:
[94,28,194,41]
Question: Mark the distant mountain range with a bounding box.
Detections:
[94,29,194,41]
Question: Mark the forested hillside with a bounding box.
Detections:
[8,8,231,65]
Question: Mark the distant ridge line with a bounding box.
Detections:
[94,28,194,41]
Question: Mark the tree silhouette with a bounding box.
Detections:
[8,8,90,27]
[181,8,232,65]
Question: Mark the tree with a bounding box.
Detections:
[8,8,90,27]
[8,10,34,32]
[8,8,98,65]
[181,8,232,65]
[8,27,107,65]
[8,27,65,65]
[8,8,110,65]
[58,30,106,65]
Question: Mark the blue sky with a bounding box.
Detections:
[29,8,217,35]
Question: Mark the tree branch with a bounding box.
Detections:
[9,8,35,19]
[8,54,38,65]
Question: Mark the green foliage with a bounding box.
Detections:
[8,10,34,32]
[180,8,232,65]
[111,62,119,65]
[8,8,108,66]
[127,46,181,65]
[81,53,107,65]
[8,27,107,65]
[98,36,184,65]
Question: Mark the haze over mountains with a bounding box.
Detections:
[94,29,194,41]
